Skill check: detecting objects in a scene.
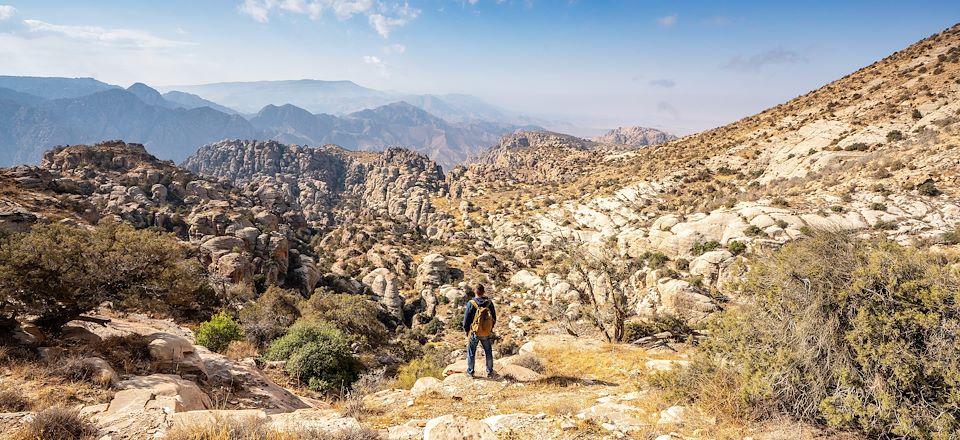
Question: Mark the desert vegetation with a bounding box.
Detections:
[655,231,960,438]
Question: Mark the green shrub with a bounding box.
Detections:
[744,225,766,237]
[301,292,387,347]
[675,258,690,271]
[727,241,746,255]
[395,352,444,389]
[690,240,721,256]
[266,319,361,393]
[870,202,887,211]
[240,286,301,349]
[196,311,244,353]
[830,205,844,213]
[772,197,789,207]
[623,315,694,343]
[886,130,904,141]
[646,252,668,268]
[663,232,960,437]
[843,142,869,151]
[917,179,941,197]
[423,318,444,335]
[912,108,923,119]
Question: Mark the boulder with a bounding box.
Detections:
[423,414,496,440]
[657,405,689,425]
[170,409,268,429]
[416,253,450,290]
[81,356,119,387]
[268,408,363,433]
[656,279,718,323]
[145,332,208,377]
[483,413,535,433]
[362,268,404,320]
[411,376,445,397]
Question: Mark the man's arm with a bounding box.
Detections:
[462,301,475,334]
[490,301,497,327]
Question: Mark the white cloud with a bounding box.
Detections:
[239,0,415,39]
[363,54,389,77]
[656,14,677,27]
[0,4,16,20]
[468,0,479,5]
[22,19,192,49]
[384,43,405,54]
[239,0,271,22]
[368,3,418,39]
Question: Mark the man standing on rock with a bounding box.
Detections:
[463,284,497,378]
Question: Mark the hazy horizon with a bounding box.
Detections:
[1,1,958,135]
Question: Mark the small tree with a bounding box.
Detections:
[0,221,211,331]
[556,239,638,342]
[239,286,301,349]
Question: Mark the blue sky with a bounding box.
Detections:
[0,1,957,135]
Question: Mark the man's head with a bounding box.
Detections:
[476,283,486,297]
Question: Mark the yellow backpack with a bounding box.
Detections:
[470,299,494,337]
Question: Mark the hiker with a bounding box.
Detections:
[463,283,497,378]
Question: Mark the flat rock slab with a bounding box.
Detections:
[170,409,268,429]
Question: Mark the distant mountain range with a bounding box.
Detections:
[0,76,539,168]
[159,79,524,124]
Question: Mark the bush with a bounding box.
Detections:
[196,311,245,353]
[870,202,887,211]
[422,318,444,335]
[266,319,361,393]
[675,258,690,271]
[240,286,301,349]
[744,225,766,237]
[395,353,445,389]
[727,241,746,255]
[690,240,721,256]
[917,179,941,196]
[301,292,387,347]
[0,388,30,412]
[9,406,97,440]
[912,108,923,119]
[0,221,212,330]
[843,142,869,151]
[886,130,904,141]
[664,232,960,437]
[623,315,694,342]
[646,252,668,269]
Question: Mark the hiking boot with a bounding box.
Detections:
[487,371,499,379]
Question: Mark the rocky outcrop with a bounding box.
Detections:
[592,126,677,147]
[183,139,448,231]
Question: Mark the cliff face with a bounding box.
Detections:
[183,139,448,230]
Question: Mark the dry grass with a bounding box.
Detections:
[165,417,382,440]
[6,406,98,440]
[0,387,31,412]
[0,350,114,411]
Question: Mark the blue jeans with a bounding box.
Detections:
[466,334,494,376]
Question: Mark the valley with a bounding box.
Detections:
[0,11,958,440]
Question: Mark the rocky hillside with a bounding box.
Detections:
[0,140,319,295]
[592,126,678,147]
[183,139,449,231]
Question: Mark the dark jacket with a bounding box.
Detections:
[462,296,496,335]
